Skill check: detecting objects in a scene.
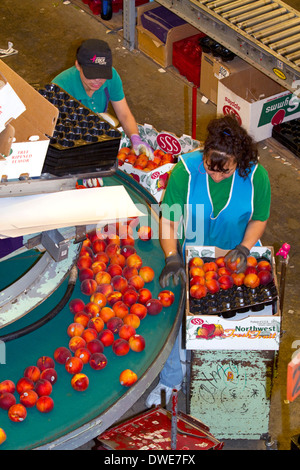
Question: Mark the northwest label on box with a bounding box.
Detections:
[258,92,300,127]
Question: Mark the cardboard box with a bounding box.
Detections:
[0,72,26,134]
[185,245,281,351]
[0,60,58,180]
[200,52,252,105]
[217,67,300,142]
[118,123,201,202]
[137,2,199,68]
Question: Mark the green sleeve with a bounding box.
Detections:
[161,160,189,222]
[252,164,271,221]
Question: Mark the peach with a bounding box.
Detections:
[98,329,115,347]
[189,257,204,268]
[0,380,15,394]
[0,392,16,410]
[218,274,234,290]
[71,373,89,392]
[129,334,145,352]
[126,253,143,270]
[65,356,84,375]
[95,270,111,285]
[123,313,140,329]
[24,365,41,382]
[91,260,107,275]
[226,257,240,272]
[122,289,138,307]
[218,267,232,276]
[89,353,108,370]
[120,236,135,247]
[74,347,92,364]
[139,266,154,283]
[40,368,57,385]
[54,346,72,365]
[35,379,52,397]
[190,284,207,299]
[84,301,100,317]
[122,266,138,280]
[107,317,124,334]
[130,303,147,320]
[232,272,245,286]
[247,255,258,267]
[8,403,27,422]
[99,306,115,323]
[69,335,87,352]
[107,233,120,246]
[145,298,163,315]
[77,255,92,270]
[111,275,128,293]
[90,292,107,309]
[205,278,220,294]
[113,300,129,318]
[244,266,257,275]
[215,256,226,268]
[157,290,175,307]
[74,311,91,328]
[190,275,205,287]
[93,252,109,265]
[112,338,130,356]
[203,261,218,272]
[118,324,136,341]
[128,275,144,291]
[105,243,120,259]
[258,270,273,285]
[107,263,123,278]
[79,245,94,258]
[106,291,123,306]
[92,239,107,253]
[88,316,105,333]
[69,298,85,314]
[138,287,152,304]
[119,369,138,387]
[81,328,98,343]
[189,266,205,278]
[257,260,272,272]
[96,283,114,297]
[36,396,54,413]
[244,273,260,288]
[81,278,97,295]
[86,338,104,354]
[120,245,136,259]
[67,322,85,338]
[78,267,94,282]
[110,253,126,268]
[205,271,219,280]
[0,428,7,445]
[16,377,35,395]
[138,226,153,241]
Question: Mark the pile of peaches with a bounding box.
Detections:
[189,254,273,300]
[0,219,175,441]
[117,147,176,172]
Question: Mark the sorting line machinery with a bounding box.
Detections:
[123,0,300,92]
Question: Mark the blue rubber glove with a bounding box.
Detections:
[131,134,154,158]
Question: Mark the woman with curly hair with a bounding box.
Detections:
[145,115,271,408]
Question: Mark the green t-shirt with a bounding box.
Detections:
[162,159,271,222]
[52,66,125,113]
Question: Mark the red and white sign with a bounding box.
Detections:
[156,133,182,155]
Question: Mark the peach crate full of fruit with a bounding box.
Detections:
[185,245,281,351]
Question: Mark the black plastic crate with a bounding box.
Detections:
[38,84,121,176]
[272,118,300,158]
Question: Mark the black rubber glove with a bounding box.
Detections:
[159,253,186,288]
[224,244,250,273]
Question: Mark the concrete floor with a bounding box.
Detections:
[1,0,300,451]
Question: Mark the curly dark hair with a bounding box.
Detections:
[203,115,258,178]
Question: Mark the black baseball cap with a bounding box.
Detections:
[77,39,112,79]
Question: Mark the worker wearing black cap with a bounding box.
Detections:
[53,39,152,157]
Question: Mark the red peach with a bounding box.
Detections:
[106,291,123,306]
[79,268,94,282]
[40,368,57,385]
[190,275,205,287]
[107,233,120,246]
[205,278,220,294]
[129,334,146,352]
[24,365,41,382]
[0,380,15,394]
[119,324,136,341]
[190,284,207,299]
[91,260,107,275]
[218,274,234,290]
[71,373,89,391]
[74,311,91,328]
[67,322,85,338]
[244,273,260,288]
[247,255,258,267]
[112,338,130,356]
[120,236,135,247]
[128,275,144,291]
[107,317,124,334]
[0,428,7,445]
[105,243,120,259]
[81,328,98,343]
[138,226,153,241]
[257,260,272,272]
[120,245,136,259]
[89,353,108,370]
[86,338,104,354]
[111,275,128,293]
[139,266,154,283]
[77,255,92,270]
[226,257,240,272]
[218,267,232,276]
[126,253,143,270]
[107,263,123,278]
[244,266,257,275]
[16,377,35,395]
[205,270,219,280]
[94,270,112,285]
[122,289,139,307]
[119,369,138,387]
[98,329,115,347]
[96,283,114,297]
[189,256,204,268]
[158,290,175,307]
[69,298,85,314]
[232,272,245,286]
[215,256,226,268]
[35,379,52,397]
[8,404,27,422]
[145,299,163,315]
[81,278,97,295]
[54,346,72,365]
[109,253,126,268]
[36,396,54,413]
[0,392,16,410]
[69,335,87,352]
[20,390,38,408]
[189,266,205,278]
[138,287,152,304]
[79,245,94,258]
[99,306,115,323]
[123,313,140,329]
[36,356,55,371]
[88,316,105,333]
[84,301,100,317]
[130,303,147,320]
[122,266,138,280]
[203,261,218,272]
[65,357,84,374]
[258,270,273,285]
[90,292,107,308]
[92,239,107,253]
[113,300,129,318]
[75,347,92,364]
[93,251,109,265]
